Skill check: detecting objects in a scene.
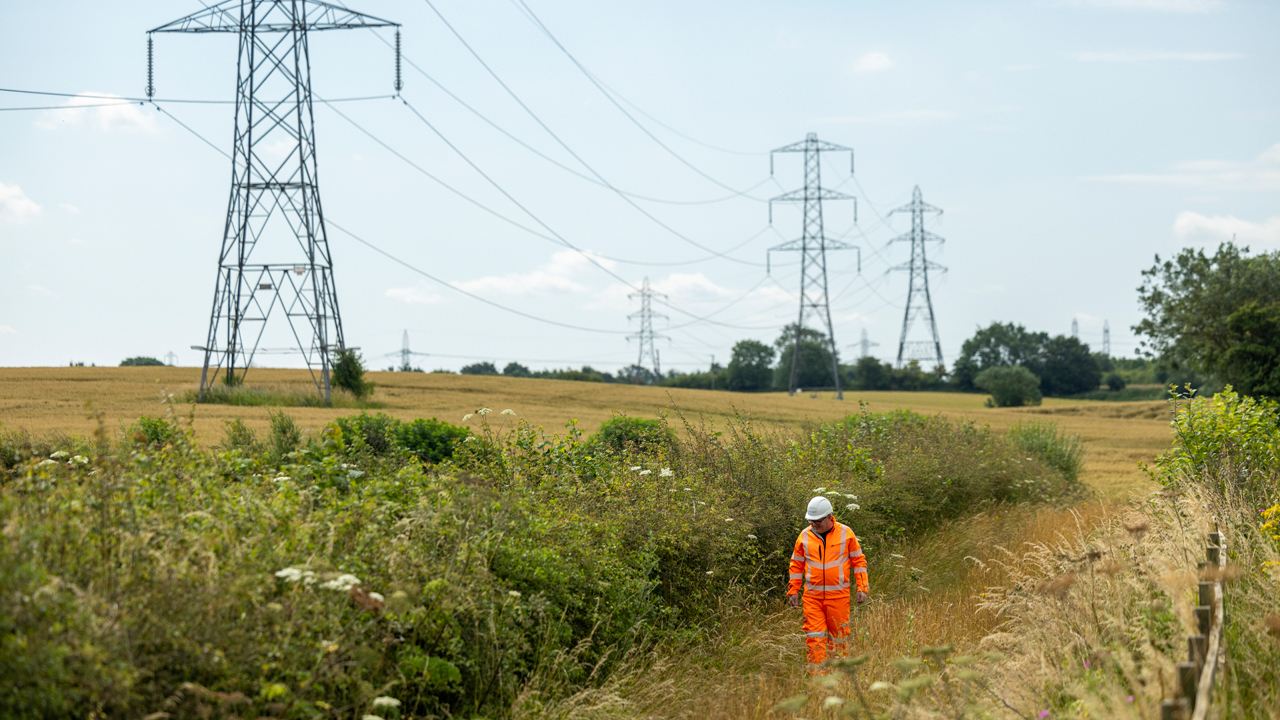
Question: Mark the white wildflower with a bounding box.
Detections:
[368,592,385,603]
[724,518,734,522]
[697,501,706,505]
[478,407,492,416]
[812,487,826,493]
[683,488,691,491]
[705,570,714,575]
[50,451,69,460]
[747,534,757,540]
[274,474,291,481]
[37,459,59,467]
[846,503,861,511]
[638,469,652,476]
[462,413,474,422]
[501,409,516,416]
[824,697,845,710]
[275,568,303,582]
[464,436,476,443]
[301,570,317,585]
[363,715,385,720]
[659,467,673,477]
[319,574,361,592]
[629,466,642,471]
[870,681,894,692]
[508,590,522,598]
[71,455,89,465]
[890,553,906,560]
[844,493,858,500]
[372,697,401,709]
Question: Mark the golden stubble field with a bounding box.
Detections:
[0,366,1172,497]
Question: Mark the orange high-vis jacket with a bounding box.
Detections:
[788,521,869,597]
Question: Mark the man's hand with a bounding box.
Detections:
[856,591,868,605]
[788,593,800,609]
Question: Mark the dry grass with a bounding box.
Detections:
[0,367,1170,498]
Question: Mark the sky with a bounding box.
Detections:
[1,0,1277,375]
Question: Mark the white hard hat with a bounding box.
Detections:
[805,496,834,520]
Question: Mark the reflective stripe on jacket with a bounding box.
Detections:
[787,521,869,597]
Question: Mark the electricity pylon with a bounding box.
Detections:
[151,1,399,404]
[1072,318,1079,339]
[768,133,858,399]
[858,329,879,358]
[1102,321,1110,356]
[628,277,668,377]
[890,186,946,369]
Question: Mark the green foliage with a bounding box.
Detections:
[1105,373,1126,391]
[119,356,165,367]
[592,414,673,452]
[1068,386,1168,402]
[460,361,499,376]
[773,323,839,390]
[127,415,180,447]
[849,358,951,392]
[1006,420,1086,483]
[1156,387,1280,503]
[330,348,373,399]
[974,366,1042,407]
[396,418,471,464]
[218,417,262,454]
[185,384,381,408]
[0,404,1079,718]
[1039,335,1101,396]
[658,369,727,390]
[1222,301,1280,398]
[726,339,775,391]
[1136,241,1280,378]
[953,322,1048,391]
[502,362,532,378]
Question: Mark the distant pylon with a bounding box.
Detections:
[768,132,859,399]
[859,329,880,358]
[1102,321,1110,356]
[401,330,412,372]
[628,277,669,377]
[164,351,179,367]
[152,1,399,404]
[1071,318,1079,339]
[890,186,946,369]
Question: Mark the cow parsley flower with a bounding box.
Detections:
[629,466,642,471]
[659,467,674,477]
[462,413,474,422]
[71,455,89,465]
[747,534,757,540]
[501,409,516,416]
[638,469,652,476]
[846,503,861,511]
[372,697,401,708]
[478,407,492,416]
[368,592,385,603]
[275,568,303,582]
[50,451,69,460]
[320,574,361,592]
[812,487,826,493]
[508,590,522,598]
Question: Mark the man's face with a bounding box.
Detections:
[808,514,834,534]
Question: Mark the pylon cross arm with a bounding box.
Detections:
[151,0,398,34]
[770,188,854,203]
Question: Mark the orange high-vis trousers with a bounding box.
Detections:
[802,592,850,674]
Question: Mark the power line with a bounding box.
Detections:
[0,86,393,105]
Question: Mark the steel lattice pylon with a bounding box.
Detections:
[890,186,946,369]
[150,1,398,403]
[628,277,668,377]
[768,133,858,399]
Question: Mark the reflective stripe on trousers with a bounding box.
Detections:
[801,592,851,675]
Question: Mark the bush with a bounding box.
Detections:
[1006,420,1086,483]
[330,348,373,399]
[332,412,470,465]
[396,418,470,464]
[592,414,673,452]
[1105,372,1126,391]
[460,361,499,376]
[119,356,165,367]
[974,365,1042,407]
[127,415,180,447]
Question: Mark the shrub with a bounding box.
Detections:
[268,409,303,460]
[1007,420,1086,483]
[592,414,673,452]
[119,356,165,367]
[396,417,470,464]
[332,412,469,465]
[460,361,499,376]
[127,415,180,447]
[975,365,1042,407]
[1105,372,1126,391]
[218,417,261,454]
[330,348,373,399]
[1157,387,1280,504]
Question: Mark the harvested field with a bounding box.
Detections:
[0,367,1171,497]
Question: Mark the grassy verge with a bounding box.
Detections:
[0,405,1084,719]
[180,384,384,408]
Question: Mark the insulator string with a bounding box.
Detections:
[394,29,403,93]
[146,35,155,99]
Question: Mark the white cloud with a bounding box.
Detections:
[0,182,42,223]
[34,93,157,133]
[1086,142,1280,192]
[1072,51,1240,62]
[1173,212,1280,245]
[0,326,15,335]
[452,250,615,296]
[385,281,444,305]
[59,203,81,215]
[849,52,895,75]
[1065,0,1222,12]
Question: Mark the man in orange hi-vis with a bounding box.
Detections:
[787,496,869,674]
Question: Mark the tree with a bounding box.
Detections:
[502,362,531,378]
[1106,373,1126,391]
[952,323,1048,391]
[331,348,373,399]
[618,364,658,385]
[120,356,165,367]
[1136,242,1280,376]
[460,361,499,376]
[1038,335,1101,396]
[850,356,892,391]
[974,366,1042,407]
[725,340,775,391]
[772,323,838,390]
[1221,301,1280,398]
